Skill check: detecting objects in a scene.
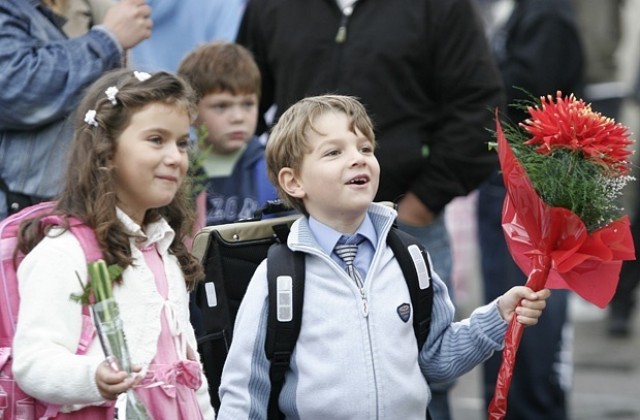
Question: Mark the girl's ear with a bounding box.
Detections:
[105,153,115,169]
[278,167,305,199]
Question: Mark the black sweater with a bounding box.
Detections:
[237,0,505,213]
[492,0,584,124]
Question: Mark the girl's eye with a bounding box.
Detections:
[242,100,256,108]
[177,138,190,150]
[213,103,229,111]
[324,149,340,157]
[148,135,163,145]
[361,145,374,154]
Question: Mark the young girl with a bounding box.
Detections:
[12,69,215,419]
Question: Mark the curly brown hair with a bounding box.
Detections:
[18,69,204,289]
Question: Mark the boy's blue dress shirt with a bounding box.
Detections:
[308,213,378,280]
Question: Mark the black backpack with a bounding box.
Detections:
[191,202,434,417]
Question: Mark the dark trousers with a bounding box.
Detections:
[609,198,640,319]
[477,172,569,420]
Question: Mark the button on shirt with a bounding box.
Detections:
[308,214,377,281]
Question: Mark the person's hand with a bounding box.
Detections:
[396,192,434,226]
[95,357,142,400]
[497,287,551,326]
[102,0,152,50]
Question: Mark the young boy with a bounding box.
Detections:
[217,95,550,419]
[177,41,278,227]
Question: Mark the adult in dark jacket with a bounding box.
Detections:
[236,0,504,418]
[606,44,640,336]
[475,0,584,419]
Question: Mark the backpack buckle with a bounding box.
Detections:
[271,351,292,367]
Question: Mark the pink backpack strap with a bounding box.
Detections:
[76,308,95,355]
[39,215,101,354]
[38,215,104,418]
[41,404,61,419]
[40,215,102,261]
[40,316,103,418]
[67,219,102,262]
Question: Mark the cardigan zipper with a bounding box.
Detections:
[335,13,349,43]
[335,3,354,43]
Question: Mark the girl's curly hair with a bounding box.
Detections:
[18,69,204,289]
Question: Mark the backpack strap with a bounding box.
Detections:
[40,214,102,325]
[43,216,102,352]
[386,227,434,350]
[263,226,433,419]
[265,242,305,420]
[38,216,103,418]
[40,215,102,262]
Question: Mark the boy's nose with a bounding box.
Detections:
[349,149,367,166]
[230,105,245,121]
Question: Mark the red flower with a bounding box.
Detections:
[521,91,633,175]
[488,93,636,420]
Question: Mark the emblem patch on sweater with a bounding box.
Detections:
[397,303,411,322]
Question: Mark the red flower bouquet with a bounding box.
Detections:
[488,92,636,420]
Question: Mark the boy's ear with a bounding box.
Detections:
[278,167,305,199]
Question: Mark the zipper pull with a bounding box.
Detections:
[336,14,349,44]
[335,5,353,44]
[360,288,369,317]
[335,24,347,43]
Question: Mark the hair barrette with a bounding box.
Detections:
[84,110,98,127]
[134,71,152,82]
[105,86,119,105]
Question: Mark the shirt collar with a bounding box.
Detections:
[308,213,377,256]
[115,208,175,252]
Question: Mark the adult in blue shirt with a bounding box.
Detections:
[0,0,152,220]
[128,0,246,73]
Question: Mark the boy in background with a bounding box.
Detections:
[178,41,278,228]
[217,95,550,418]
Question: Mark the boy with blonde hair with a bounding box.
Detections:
[178,41,277,226]
[217,95,550,419]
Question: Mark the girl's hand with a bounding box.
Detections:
[95,357,142,400]
[497,287,551,326]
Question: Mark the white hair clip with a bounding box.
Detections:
[84,110,98,127]
[134,71,152,82]
[105,86,119,105]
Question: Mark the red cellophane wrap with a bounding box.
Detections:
[487,116,635,420]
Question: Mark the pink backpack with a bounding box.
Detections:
[0,202,112,419]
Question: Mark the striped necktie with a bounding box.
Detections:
[334,242,364,287]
